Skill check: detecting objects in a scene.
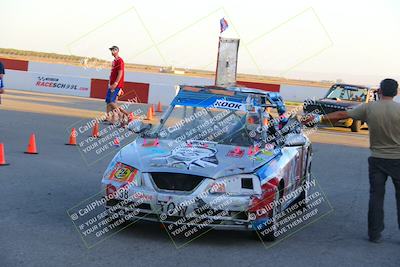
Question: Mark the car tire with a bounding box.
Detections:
[351,120,361,132]
[254,188,282,242]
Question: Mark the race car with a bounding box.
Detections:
[303,83,378,132]
[101,85,313,241]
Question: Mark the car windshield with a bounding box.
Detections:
[154,105,259,147]
[326,85,368,102]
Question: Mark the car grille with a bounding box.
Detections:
[150,173,204,192]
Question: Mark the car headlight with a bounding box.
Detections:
[104,162,142,186]
[208,175,261,196]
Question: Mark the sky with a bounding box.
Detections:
[0,0,399,85]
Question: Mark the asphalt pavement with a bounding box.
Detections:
[0,92,399,267]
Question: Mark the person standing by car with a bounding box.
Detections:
[0,60,5,104]
[0,60,5,94]
[105,45,129,126]
[303,78,400,243]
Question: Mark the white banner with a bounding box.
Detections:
[5,70,91,97]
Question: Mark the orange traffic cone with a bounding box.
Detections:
[25,133,38,154]
[0,143,9,166]
[151,104,155,117]
[156,101,162,112]
[66,128,77,146]
[145,106,153,120]
[92,122,100,138]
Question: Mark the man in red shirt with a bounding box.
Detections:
[105,45,129,125]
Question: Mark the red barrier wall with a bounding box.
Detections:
[90,79,150,103]
[237,80,280,92]
[0,58,29,71]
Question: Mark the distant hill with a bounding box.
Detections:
[0,48,332,88]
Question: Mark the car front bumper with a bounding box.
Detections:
[103,186,257,231]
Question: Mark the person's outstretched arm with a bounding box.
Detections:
[302,104,367,126]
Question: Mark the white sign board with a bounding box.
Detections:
[32,74,90,97]
[6,70,91,97]
[215,37,240,88]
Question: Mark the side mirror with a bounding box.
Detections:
[284,134,307,147]
[128,120,152,134]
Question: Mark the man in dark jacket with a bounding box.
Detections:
[304,79,400,243]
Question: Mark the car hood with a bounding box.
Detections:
[318,98,361,108]
[117,138,279,179]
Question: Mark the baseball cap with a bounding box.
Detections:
[109,45,119,51]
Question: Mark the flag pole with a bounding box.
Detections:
[214,36,222,86]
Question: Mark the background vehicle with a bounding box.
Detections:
[303,83,378,132]
[101,85,313,241]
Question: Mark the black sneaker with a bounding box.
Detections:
[369,235,383,243]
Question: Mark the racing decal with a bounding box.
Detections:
[156,195,189,217]
[249,180,278,219]
[250,156,265,162]
[227,147,244,158]
[133,192,153,201]
[151,143,218,170]
[142,138,159,147]
[213,98,245,111]
[109,163,137,183]
[36,76,89,92]
[260,149,274,156]
[248,145,260,156]
[156,200,188,217]
[117,189,153,201]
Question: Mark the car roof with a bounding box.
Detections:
[171,85,284,110]
[334,83,370,90]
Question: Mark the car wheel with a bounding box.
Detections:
[254,188,282,242]
[351,120,361,132]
